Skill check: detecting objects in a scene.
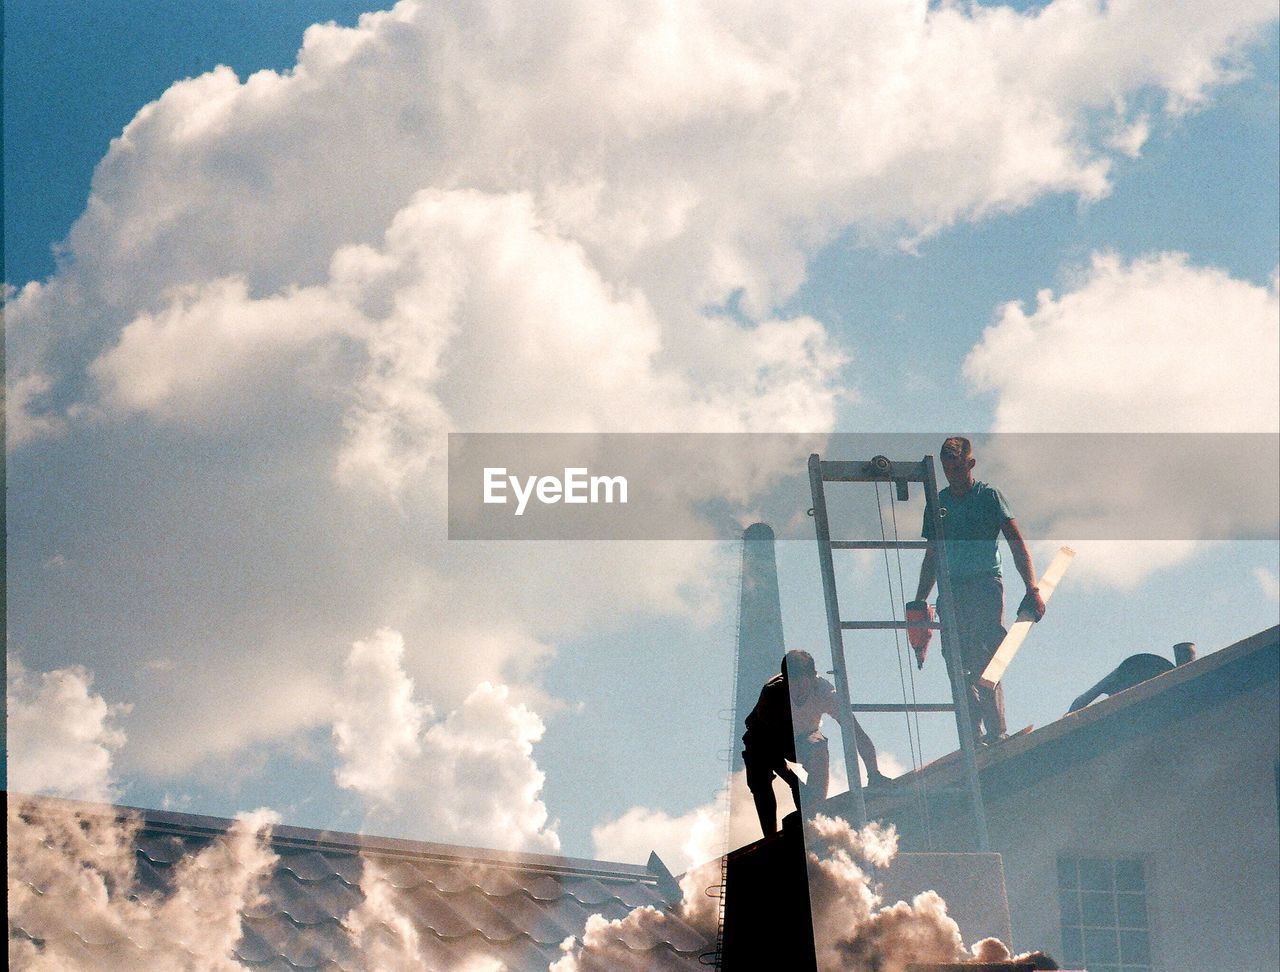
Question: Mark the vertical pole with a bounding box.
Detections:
[808,454,866,827]
[923,456,990,852]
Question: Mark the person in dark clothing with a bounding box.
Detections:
[1068,642,1197,712]
[742,649,890,837]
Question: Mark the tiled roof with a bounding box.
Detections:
[9,800,714,971]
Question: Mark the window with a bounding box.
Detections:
[1057,855,1153,972]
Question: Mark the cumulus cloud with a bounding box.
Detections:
[7,798,278,971]
[4,0,1276,808]
[966,253,1280,585]
[591,769,763,874]
[967,252,1279,434]
[7,657,130,803]
[332,628,560,851]
[10,0,1277,446]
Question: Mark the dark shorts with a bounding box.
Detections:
[743,731,826,793]
[938,574,1006,674]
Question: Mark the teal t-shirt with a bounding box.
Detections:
[921,481,1012,578]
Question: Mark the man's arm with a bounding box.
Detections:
[915,546,937,602]
[1000,518,1046,617]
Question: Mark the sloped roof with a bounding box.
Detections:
[8,799,713,971]
[862,624,1279,810]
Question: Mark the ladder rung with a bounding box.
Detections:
[841,620,941,630]
[849,703,955,713]
[830,540,929,550]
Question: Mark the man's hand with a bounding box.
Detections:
[1028,586,1046,619]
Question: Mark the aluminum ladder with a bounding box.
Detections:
[807,453,989,851]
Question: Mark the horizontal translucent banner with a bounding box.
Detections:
[447,433,1279,542]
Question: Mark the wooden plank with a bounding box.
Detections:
[978,547,1076,688]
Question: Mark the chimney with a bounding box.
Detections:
[732,523,786,773]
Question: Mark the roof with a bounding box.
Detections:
[862,624,1280,812]
[8,798,714,971]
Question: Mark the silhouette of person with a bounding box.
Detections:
[742,649,890,837]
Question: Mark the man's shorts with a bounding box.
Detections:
[939,574,1006,672]
[743,731,827,793]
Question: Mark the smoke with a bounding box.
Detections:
[332,628,560,852]
[806,815,964,972]
[340,856,509,972]
[591,768,767,874]
[560,815,967,972]
[6,656,130,804]
[7,798,278,971]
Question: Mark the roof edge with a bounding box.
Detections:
[7,792,658,882]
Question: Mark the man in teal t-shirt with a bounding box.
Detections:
[914,436,1046,744]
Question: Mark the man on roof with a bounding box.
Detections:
[742,649,891,837]
[913,436,1046,746]
[1067,642,1197,713]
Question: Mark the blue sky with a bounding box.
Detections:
[5,0,1278,866]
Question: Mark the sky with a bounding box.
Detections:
[4,0,1279,870]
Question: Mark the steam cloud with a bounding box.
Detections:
[342,856,510,972]
[562,815,969,972]
[7,799,278,971]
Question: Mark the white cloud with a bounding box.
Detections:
[11,0,1276,443]
[4,371,66,451]
[965,253,1280,585]
[333,628,560,852]
[1255,566,1280,602]
[4,0,1276,811]
[7,799,278,971]
[591,771,755,874]
[592,744,912,875]
[7,657,130,803]
[967,252,1279,434]
[89,276,356,425]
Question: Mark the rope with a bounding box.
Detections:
[888,485,934,850]
[873,482,935,851]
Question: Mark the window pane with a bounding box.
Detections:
[1085,927,1121,964]
[1117,892,1148,928]
[1060,891,1081,927]
[1058,856,1079,890]
[1114,859,1145,892]
[1083,890,1116,926]
[1080,858,1113,890]
[1120,929,1152,964]
[1060,926,1084,966]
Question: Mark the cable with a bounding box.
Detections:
[875,484,936,850]
[888,485,934,849]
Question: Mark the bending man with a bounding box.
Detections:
[742,649,890,837]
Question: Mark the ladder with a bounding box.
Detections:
[807,453,989,851]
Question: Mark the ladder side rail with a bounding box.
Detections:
[923,455,991,852]
[807,453,867,828]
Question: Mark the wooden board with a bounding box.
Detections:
[978,546,1075,688]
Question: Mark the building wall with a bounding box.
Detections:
[973,678,1280,971]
